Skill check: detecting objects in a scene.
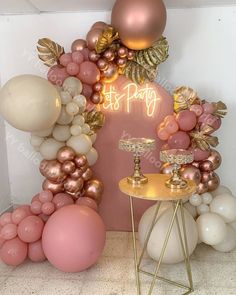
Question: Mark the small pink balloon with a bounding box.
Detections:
[39,214,50,223]
[31,194,40,203]
[18,216,44,243]
[81,48,90,61]
[0,212,12,227]
[164,115,176,124]
[190,104,203,117]
[168,131,191,150]
[82,83,93,99]
[59,53,72,67]
[66,62,80,76]
[28,239,46,262]
[176,110,197,131]
[165,120,179,135]
[41,202,55,216]
[76,197,98,212]
[202,103,215,114]
[39,190,53,203]
[30,201,42,215]
[77,61,100,85]
[12,206,32,225]
[157,127,170,141]
[19,205,32,216]
[0,236,5,248]
[72,51,84,64]
[199,113,221,132]
[52,193,74,210]
[192,148,211,162]
[0,237,27,266]
[47,65,69,86]
[0,223,18,240]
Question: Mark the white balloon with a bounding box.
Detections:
[39,138,64,160]
[213,225,236,252]
[72,115,85,126]
[66,102,80,116]
[70,125,82,136]
[197,204,209,216]
[184,202,197,219]
[139,206,198,264]
[230,220,236,232]
[60,91,72,105]
[210,194,236,223]
[32,127,53,137]
[211,185,232,197]
[201,193,213,205]
[86,147,98,166]
[82,123,91,135]
[73,95,86,108]
[52,125,71,142]
[30,135,44,147]
[197,213,226,246]
[0,75,61,132]
[57,106,73,125]
[189,194,202,207]
[62,77,82,97]
[67,134,92,155]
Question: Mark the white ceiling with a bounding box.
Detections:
[0,0,236,15]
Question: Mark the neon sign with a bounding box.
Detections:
[101,81,161,117]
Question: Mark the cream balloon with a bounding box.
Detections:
[82,124,91,135]
[60,91,72,105]
[211,185,232,197]
[0,75,61,132]
[196,213,226,246]
[73,95,86,108]
[66,102,80,116]
[70,125,82,136]
[189,194,202,207]
[212,225,236,252]
[139,205,198,264]
[39,138,65,160]
[52,125,71,142]
[230,220,236,232]
[30,135,44,147]
[57,106,73,125]
[67,134,92,155]
[33,127,53,137]
[201,193,213,205]
[72,115,85,126]
[184,202,197,219]
[197,204,209,215]
[210,194,236,223]
[62,77,82,97]
[86,147,98,166]
[90,133,97,144]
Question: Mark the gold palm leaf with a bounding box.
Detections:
[37,38,64,67]
[95,26,119,54]
[173,86,199,113]
[84,109,105,135]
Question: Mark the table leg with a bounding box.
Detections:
[129,196,141,295]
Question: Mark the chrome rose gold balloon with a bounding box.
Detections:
[82,168,93,181]
[201,172,212,183]
[70,168,83,179]
[97,58,108,71]
[111,0,167,50]
[93,82,104,92]
[57,147,75,163]
[192,162,200,169]
[91,21,108,30]
[71,39,87,52]
[197,182,208,194]
[180,165,201,185]
[42,179,64,194]
[75,155,87,167]
[207,150,222,170]
[43,160,67,183]
[199,160,214,172]
[103,49,115,62]
[160,163,173,175]
[64,177,84,194]
[89,50,100,62]
[102,63,119,83]
[86,28,103,50]
[84,179,104,204]
[91,92,102,104]
[62,161,76,174]
[39,160,49,177]
[208,173,220,191]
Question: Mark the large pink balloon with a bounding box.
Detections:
[176,110,197,131]
[42,205,106,272]
[17,216,44,243]
[168,131,191,149]
[77,61,100,85]
[0,237,27,266]
[28,239,46,262]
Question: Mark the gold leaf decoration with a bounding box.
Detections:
[95,26,119,54]
[173,86,199,113]
[37,38,64,67]
[213,101,227,118]
[84,109,105,135]
[123,36,169,84]
[190,125,219,151]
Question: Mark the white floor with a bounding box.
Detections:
[0,232,236,295]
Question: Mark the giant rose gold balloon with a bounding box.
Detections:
[86,28,103,50]
[71,39,87,52]
[64,177,84,194]
[57,147,75,163]
[84,179,104,204]
[111,0,167,50]
[82,168,93,181]
[199,160,214,172]
[207,149,222,170]
[91,21,108,30]
[42,160,66,183]
[181,165,201,185]
[42,179,64,194]
[208,173,220,191]
[197,182,208,194]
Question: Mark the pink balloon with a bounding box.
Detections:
[202,103,215,114]
[12,206,32,225]
[31,194,40,203]
[199,113,221,132]
[59,53,72,67]
[19,205,32,216]
[176,110,197,131]
[192,148,211,162]
[76,197,98,212]
[39,214,50,223]
[41,202,55,216]
[164,115,176,124]
[30,201,42,215]
[157,127,170,141]
[39,190,53,203]
[0,237,27,266]
[52,193,74,210]
[81,48,90,61]
[0,212,12,227]
[18,216,44,243]
[77,61,100,85]
[1,223,18,240]
[82,83,93,99]
[165,120,179,135]
[66,62,80,76]
[47,65,69,86]
[42,205,105,272]
[0,236,5,248]
[190,104,203,117]
[28,239,46,262]
[168,131,191,149]
[72,51,84,64]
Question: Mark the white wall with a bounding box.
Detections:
[0,7,236,205]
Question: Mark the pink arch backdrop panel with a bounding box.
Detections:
[94,77,173,231]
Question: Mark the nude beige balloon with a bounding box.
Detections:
[111,0,167,50]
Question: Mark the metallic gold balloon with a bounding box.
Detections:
[111,0,167,50]
[197,182,208,195]
[42,179,64,194]
[64,177,84,194]
[181,165,201,185]
[199,160,214,172]
[75,155,87,167]
[42,160,66,183]
[71,39,87,52]
[57,147,75,163]
[82,168,93,181]
[208,173,220,191]
[86,28,103,50]
[207,150,222,170]
[70,168,83,179]
[62,161,76,174]
[84,179,104,204]
[102,63,119,83]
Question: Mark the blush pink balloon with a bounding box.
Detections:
[165,120,179,134]
[168,131,191,149]
[81,48,90,61]
[0,236,5,248]
[72,51,84,64]
[192,148,211,162]
[59,53,72,67]
[30,201,42,215]
[39,214,50,223]
[202,103,215,114]
[66,62,80,76]
[164,115,176,124]
[190,104,203,117]
[39,190,53,203]
[76,197,98,212]
[0,223,18,240]
[52,193,74,210]
[28,239,46,262]
[77,61,100,85]
[199,113,221,133]
[12,206,32,225]
[176,110,197,131]
[0,237,27,266]
[0,212,12,227]
[82,83,93,99]
[18,216,44,243]
[157,127,170,141]
[31,194,40,203]
[47,65,69,86]
[41,202,55,216]
[42,205,106,272]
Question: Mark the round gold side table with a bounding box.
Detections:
[119,174,197,295]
